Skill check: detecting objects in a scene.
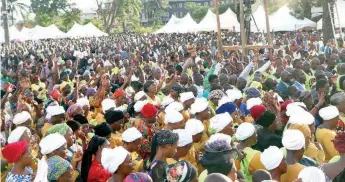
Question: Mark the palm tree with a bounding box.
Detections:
[7,0,31,24]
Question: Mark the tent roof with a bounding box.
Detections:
[154,14,181,33]
[175,13,198,33]
[270,5,316,31]
[196,9,217,31]
[219,8,240,30]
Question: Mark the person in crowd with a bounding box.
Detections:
[101,146,134,182]
[252,170,272,182]
[121,127,143,172]
[260,146,287,181]
[281,129,306,182]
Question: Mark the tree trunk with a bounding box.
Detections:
[303,0,312,19]
[1,0,10,44]
[322,0,334,45]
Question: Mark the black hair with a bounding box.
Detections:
[80,136,107,182]
[66,120,81,132]
[208,75,219,83]
[143,80,155,93]
[316,79,328,91]
[339,75,345,90]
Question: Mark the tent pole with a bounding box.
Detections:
[263,0,273,58]
[214,0,223,54]
[239,0,246,59]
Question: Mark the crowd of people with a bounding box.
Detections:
[0,31,345,182]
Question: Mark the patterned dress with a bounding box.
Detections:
[6,167,34,182]
[137,121,157,160]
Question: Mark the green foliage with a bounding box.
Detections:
[57,8,81,32]
[288,0,315,19]
[30,0,69,15]
[268,0,286,14]
[7,0,31,24]
[142,0,168,25]
[82,18,103,30]
[185,2,208,22]
[134,25,162,33]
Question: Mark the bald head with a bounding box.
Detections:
[205,173,232,182]
[252,170,272,182]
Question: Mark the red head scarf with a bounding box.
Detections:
[250,105,267,121]
[50,89,61,100]
[141,103,158,118]
[113,89,125,99]
[2,141,28,163]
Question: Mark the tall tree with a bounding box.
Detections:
[322,0,335,44]
[58,8,82,32]
[95,0,141,33]
[31,0,70,25]
[185,2,208,22]
[142,0,168,25]
[7,0,31,24]
[288,0,316,19]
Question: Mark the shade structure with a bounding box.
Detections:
[8,26,31,41]
[83,23,108,37]
[249,5,268,32]
[219,8,240,31]
[317,0,345,30]
[47,25,68,39]
[66,23,85,37]
[196,9,217,32]
[29,25,66,40]
[154,15,181,34]
[174,13,199,33]
[270,5,316,31]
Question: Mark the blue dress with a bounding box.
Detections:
[6,167,33,182]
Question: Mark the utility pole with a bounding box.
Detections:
[1,0,10,44]
[263,0,273,57]
[214,0,223,54]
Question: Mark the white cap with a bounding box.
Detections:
[101,146,129,173]
[209,113,233,134]
[122,127,142,143]
[185,119,204,135]
[298,167,326,182]
[180,92,195,103]
[246,98,263,110]
[8,126,30,144]
[39,133,67,155]
[161,96,175,107]
[134,100,148,113]
[102,98,116,113]
[288,111,315,125]
[190,98,209,114]
[165,110,184,124]
[134,91,146,101]
[235,123,255,141]
[260,146,284,170]
[13,111,32,125]
[286,102,307,116]
[47,106,66,117]
[319,105,339,121]
[226,89,243,102]
[76,98,90,107]
[174,129,193,147]
[165,101,184,113]
[282,129,305,150]
[217,96,232,109]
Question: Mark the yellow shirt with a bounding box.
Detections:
[304,142,325,163]
[31,82,47,100]
[109,133,123,148]
[180,145,198,169]
[315,128,339,162]
[167,158,178,165]
[182,110,190,124]
[157,112,166,129]
[42,123,52,137]
[280,163,305,182]
[131,152,143,172]
[194,120,210,152]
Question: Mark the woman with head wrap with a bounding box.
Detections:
[209,113,234,136]
[255,111,283,152]
[2,141,34,182]
[66,120,89,151]
[216,102,243,125]
[184,119,204,169]
[280,129,306,182]
[260,146,287,181]
[137,103,158,160]
[199,134,238,182]
[81,135,110,182]
[67,103,84,119]
[298,167,326,182]
[320,131,345,181]
[101,146,134,182]
[104,109,125,148]
[316,105,340,162]
[190,98,211,152]
[166,160,198,182]
[146,130,179,182]
[234,123,266,182]
[245,88,261,99]
[124,172,153,182]
[208,89,225,117]
[166,129,193,165]
[47,155,73,182]
[122,127,143,172]
[94,122,112,139]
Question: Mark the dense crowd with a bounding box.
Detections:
[0,31,345,182]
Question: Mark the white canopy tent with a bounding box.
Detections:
[219,8,240,31]
[154,15,181,33]
[66,23,85,37]
[47,25,68,39]
[29,25,66,40]
[270,5,316,31]
[317,0,345,30]
[8,26,31,41]
[174,13,198,33]
[83,23,108,37]
[249,5,268,32]
[196,9,217,32]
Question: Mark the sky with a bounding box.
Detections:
[4,0,97,11]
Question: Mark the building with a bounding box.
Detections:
[141,0,212,26]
